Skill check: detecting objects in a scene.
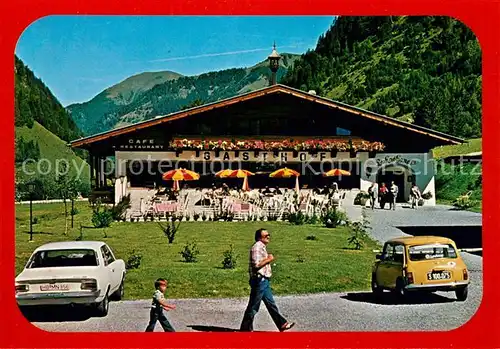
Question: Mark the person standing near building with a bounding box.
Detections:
[368,182,378,210]
[389,181,399,210]
[379,182,388,209]
[145,278,176,332]
[240,228,295,332]
[410,183,422,209]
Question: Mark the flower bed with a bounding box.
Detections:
[169,139,385,152]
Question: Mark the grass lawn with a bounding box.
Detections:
[16,202,379,300]
[432,139,482,212]
[436,199,482,213]
[433,138,482,159]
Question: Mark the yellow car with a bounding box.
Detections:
[371,236,470,301]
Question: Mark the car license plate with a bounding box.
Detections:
[40,284,70,291]
[427,271,451,280]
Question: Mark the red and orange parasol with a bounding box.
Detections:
[162,168,200,190]
[269,167,300,178]
[323,168,351,177]
[269,167,301,193]
[216,169,254,191]
[215,169,255,178]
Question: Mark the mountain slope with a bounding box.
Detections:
[67,53,299,135]
[15,55,90,200]
[15,55,82,142]
[16,122,90,200]
[68,70,182,135]
[281,16,482,139]
[16,122,90,183]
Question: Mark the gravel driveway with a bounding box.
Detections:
[28,204,482,332]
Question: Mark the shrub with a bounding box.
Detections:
[32,217,39,224]
[347,211,370,250]
[91,202,113,229]
[201,213,207,221]
[111,194,131,221]
[353,191,370,205]
[193,213,200,221]
[70,207,79,216]
[321,207,348,228]
[306,214,319,224]
[221,244,237,269]
[126,250,143,270]
[180,242,200,263]
[288,211,306,225]
[296,254,305,263]
[453,195,477,210]
[421,192,433,200]
[158,220,181,244]
[306,235,318,241]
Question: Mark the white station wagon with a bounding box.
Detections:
[15,241,126,317]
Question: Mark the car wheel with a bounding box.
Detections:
[112,277,125,301]
[95,291,109,317]
[455,286,468,301]
[371,273,383,296]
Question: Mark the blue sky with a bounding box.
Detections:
[15,16,334,106]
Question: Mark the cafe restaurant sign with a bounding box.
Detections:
[116,139,165,150]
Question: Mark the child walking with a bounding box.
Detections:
[145,278,176,332]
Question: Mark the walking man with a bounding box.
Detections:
[240,228,295,332]
[389,181,399,210]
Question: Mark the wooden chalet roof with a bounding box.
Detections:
[70,84,464,148]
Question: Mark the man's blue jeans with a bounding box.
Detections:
[240,277,287,331]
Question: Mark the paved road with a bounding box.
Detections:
[28,204,482,332]
[363,203,482,244]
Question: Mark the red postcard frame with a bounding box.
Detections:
[1,0,498,348]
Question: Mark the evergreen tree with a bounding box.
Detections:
[15,55,82,141]
[281,16,482,138]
